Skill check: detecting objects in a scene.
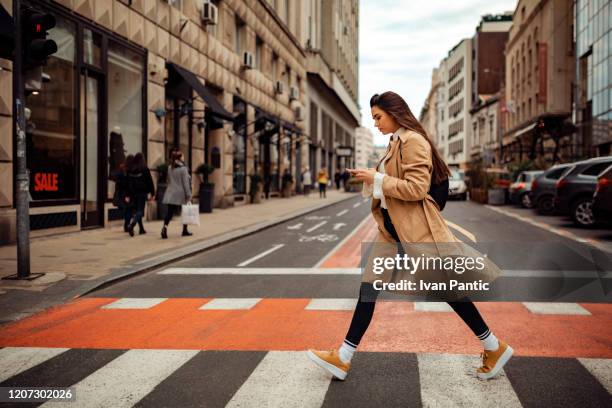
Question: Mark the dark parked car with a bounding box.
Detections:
[531,163,572,215]
[554,156,612,227]
[593,164,612,226]
[509,170,543,208]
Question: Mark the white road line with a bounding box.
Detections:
[362,198,369,203]
[101,298,167,310]
[199,298,262,310]
[305,298,358,310]
[417,353,522,408]
[578,358,612,394]
[485,205,609,252]
[336,209,349,216]
[237,244,285,267]
[40,349,198,408]
[353,202,361,208]
[287,223,303,230]
[315,216,372,268]
[445,220,477,243]
[522,302,591,315]
[332,222,346,231]
[0,347,69,383]
[414,302,453,312]
[226,351,331,408]
[158,267,361,275]
[306,221,327,233]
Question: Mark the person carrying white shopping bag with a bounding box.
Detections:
[181,203,200,226]
[161,149,195,239]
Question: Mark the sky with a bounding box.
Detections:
[358,0,518,146]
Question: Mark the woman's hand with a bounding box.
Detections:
[349,168,377,186]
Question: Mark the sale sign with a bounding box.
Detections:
[34,172,59,192]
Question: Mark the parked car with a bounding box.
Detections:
[485,168,512,189]
[531,163,572,215]
[448,169,468,200]
[593,164,612,226]
[509,170,544,208]
[554,156,612,227]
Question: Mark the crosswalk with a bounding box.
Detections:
[0,347,610,407]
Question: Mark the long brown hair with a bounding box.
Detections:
[370,91,450,184]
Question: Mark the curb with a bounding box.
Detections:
[72,193,361,299]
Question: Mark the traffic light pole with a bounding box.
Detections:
[12,0,33,279]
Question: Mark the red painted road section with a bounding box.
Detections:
[0,219,611,358]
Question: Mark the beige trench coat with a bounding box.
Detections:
[361,129,500,300]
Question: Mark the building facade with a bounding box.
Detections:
[419,68,440,146]
[439,39,473,169]
[301,0,360,185]
[354,126,373,169]
[574,0,612,157]
[469,13,512,164]
[0,0,358,243]
[503,0,575,165]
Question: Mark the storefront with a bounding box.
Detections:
[22,1,146,230]
[254,109,280,195]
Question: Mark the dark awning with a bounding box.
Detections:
[167,63,235,122]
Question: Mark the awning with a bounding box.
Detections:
[167,63,235,122]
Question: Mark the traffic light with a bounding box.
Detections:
[21,9,57,69]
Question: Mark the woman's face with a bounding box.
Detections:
[371,105,399,135]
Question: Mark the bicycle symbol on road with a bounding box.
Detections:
[298,234,339,243]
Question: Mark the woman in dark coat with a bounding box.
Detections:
[110,154,134,232]
[126,153,155,236]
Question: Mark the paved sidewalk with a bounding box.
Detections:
[0,190,356,322]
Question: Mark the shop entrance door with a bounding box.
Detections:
[79,71,104,228]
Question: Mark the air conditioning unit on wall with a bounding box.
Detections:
[275,81,284,95]
[242,51,254,69]
[201,1,218,25]
[289,86,299,101]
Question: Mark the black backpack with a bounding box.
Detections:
[396,140,449,211]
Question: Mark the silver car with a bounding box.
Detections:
[449,169,468,200]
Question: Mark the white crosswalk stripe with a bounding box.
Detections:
[226,351,331,408]
[578,358,612,394]
[101,298,167,309]
[522,302,591,315]
[200,298,262,310]
[417,353,523,408]
[39,349,198,408]
[305,298,357,310]
[0,347,68,382]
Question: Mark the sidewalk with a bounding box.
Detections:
[0,189,356,323]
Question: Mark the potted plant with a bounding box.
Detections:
[249,173,263,204]
[195,163,215,213]
[155,163,169,220]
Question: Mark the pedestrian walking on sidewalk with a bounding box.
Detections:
[302,167,312,196]
[126,153,155,237]
[307,91,513,381]
[317,168,328,198]
[334,169,341,190]
[110,154,134,232]
[161,150,193,239]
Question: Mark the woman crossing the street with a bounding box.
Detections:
[307,91,513,381]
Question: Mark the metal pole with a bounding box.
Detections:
[14,0,31,279]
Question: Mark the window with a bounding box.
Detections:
[26,16,78,201]
[284,0,290,24]
[107,41,144,199]
[272,53,278,79]
[582,161,612,176]
[255,36,263,70]
[235,17,244,54]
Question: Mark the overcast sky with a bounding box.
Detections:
[358,0,518,146]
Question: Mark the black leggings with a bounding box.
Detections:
[164,204,182,226]
[345,208,489,347]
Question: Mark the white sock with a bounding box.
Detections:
[339,340,357,363]
[478,330,499,351]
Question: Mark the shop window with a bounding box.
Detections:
[107,41,144,199]
[26,16,77,201]
[83,29,101,68]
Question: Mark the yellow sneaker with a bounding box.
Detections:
[307,349,350,380]
[477,340,514,380]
